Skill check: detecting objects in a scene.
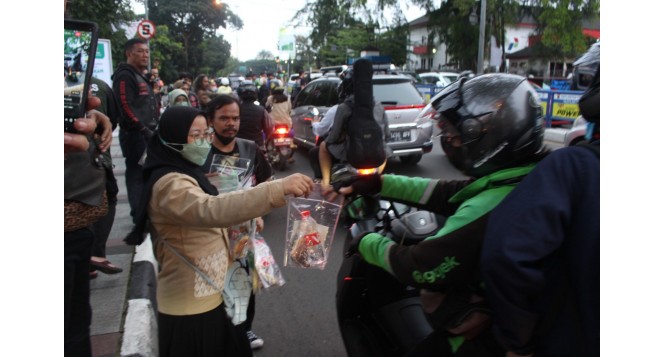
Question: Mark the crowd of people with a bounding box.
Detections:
[64,24,599,356]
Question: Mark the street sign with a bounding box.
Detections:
[137,20,156,40]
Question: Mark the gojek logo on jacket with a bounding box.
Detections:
[412,256,460,283]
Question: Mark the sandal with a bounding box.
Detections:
[90,258,123,274]
[90,270,98,279]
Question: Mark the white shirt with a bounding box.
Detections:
[312,104,338,137]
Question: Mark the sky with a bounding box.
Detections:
[132,0,426,62]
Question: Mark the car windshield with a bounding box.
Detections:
[373,80,424,105]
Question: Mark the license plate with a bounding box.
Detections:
[389,129,411,142]
[274,137,292,145]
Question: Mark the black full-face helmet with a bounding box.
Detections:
[237,80,257,101]
[433,73,545,177]
[337,67,354,101]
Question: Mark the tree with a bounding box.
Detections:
[150,25,184,83]
[376,21,409,66]
[65,0,136,68]
[148,0,242,73]
[200,35,233,78]
[535,0,599,57]
[256,50,275,61]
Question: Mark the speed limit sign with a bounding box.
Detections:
[137,20,156,40]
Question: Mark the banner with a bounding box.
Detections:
[278,27,296,60]
[93,39,113,86]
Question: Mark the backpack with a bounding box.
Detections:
[345,59,386,169]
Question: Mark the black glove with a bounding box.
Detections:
[345,231,373,258]
[141,127,154,141]
[334,173,382,196]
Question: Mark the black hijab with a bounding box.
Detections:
[125,106,219,245]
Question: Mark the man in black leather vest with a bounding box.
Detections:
[112,38,159,223]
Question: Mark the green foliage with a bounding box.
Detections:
[150,25,184,83]
[293,0,408,67]
[200,35,233,77]
[536,0,600,59]
[221,57,240,76]
[148,0,242,73]
[427,0,481,70]
[376,22,409,66]
[65,0,135,70]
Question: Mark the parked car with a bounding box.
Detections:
[564,116,587,147]
[291,74,434,165]
[438,71,460,83]
[397,70,422,84]
[320,65,348,76]
[419,72,453,87]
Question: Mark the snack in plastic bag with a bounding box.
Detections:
[251,234,285,288]
[227,220,253,260]
[284,185,342,270]
[290,210,326,268]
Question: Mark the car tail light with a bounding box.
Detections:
[384,104,426,111]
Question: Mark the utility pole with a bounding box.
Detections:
[144,0,152,71]
[477,0,487,74]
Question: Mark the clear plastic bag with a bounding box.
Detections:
[251,233,286,288]
[209,154,252,193]
[284,184,343,270]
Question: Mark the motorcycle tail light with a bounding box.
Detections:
[357,168,378,176]
[275,127,289,135]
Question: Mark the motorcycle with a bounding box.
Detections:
[333,167,447,356]
[265,124,293,171]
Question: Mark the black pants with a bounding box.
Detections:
[64,228,94,357]
[91,200,116,257]
[237,293,256,333]
[119,129,147,223]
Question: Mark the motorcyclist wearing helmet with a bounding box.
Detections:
[319,67,389,189]
[217,77,233,95]
[236,80,274,151]
[328,73,548,356]
[481,51,600,356]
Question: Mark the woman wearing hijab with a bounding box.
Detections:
[167,88,191,108]
[125,106,313,357]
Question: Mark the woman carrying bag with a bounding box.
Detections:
[125,106,313,357]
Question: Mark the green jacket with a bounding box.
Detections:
[358,164,536,289]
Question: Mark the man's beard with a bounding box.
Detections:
[215,131,236,145]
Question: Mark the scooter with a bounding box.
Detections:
[333,168,447,356]
[265,124,293,171]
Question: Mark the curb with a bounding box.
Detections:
[120,235,159,357]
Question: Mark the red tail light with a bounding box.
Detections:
[275,126,289,135]
[304,117,313,121]
[384,104,426,111]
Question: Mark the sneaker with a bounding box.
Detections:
[246,330,264,349]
